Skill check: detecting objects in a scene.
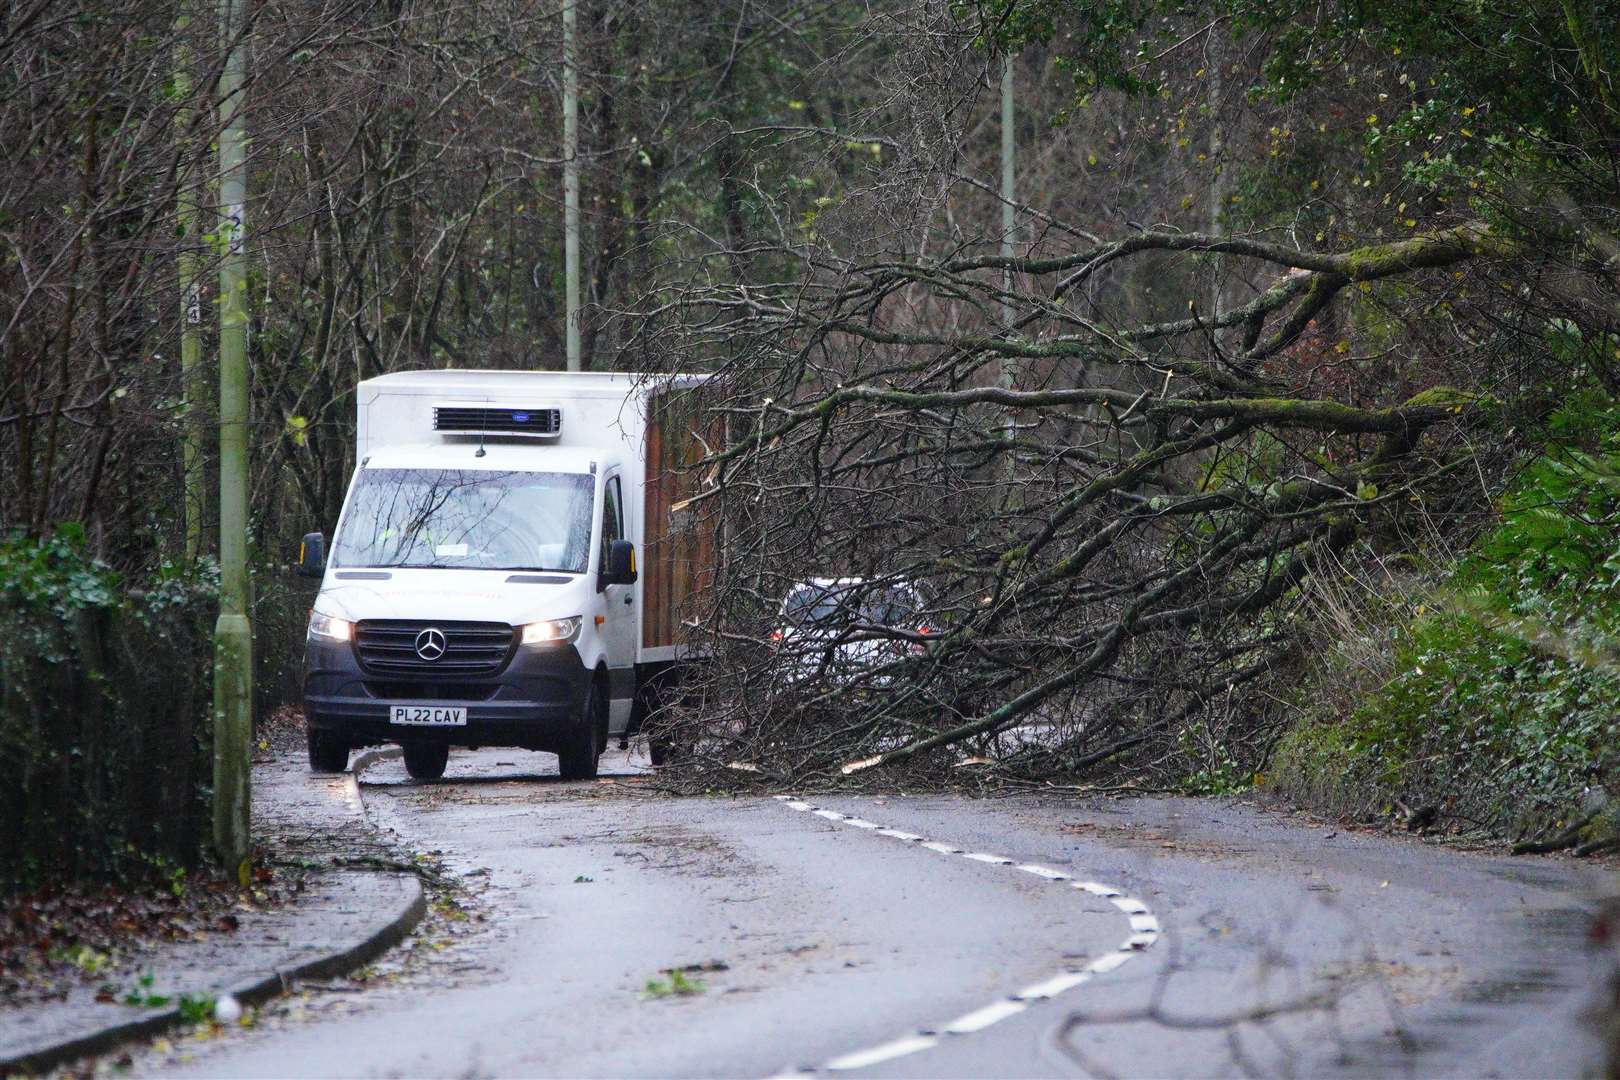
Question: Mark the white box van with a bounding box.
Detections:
[296,370,716,780]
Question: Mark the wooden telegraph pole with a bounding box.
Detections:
[563,0,581,372]
[213,0,253,881]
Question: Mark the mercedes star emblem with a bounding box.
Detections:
[414,627,447,661]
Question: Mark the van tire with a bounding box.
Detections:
[558,680,604,780]
[403,741,449,780]
[308,728,350,773]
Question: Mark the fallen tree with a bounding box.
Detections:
[622,0,1620,792]
[635,215,1554,787]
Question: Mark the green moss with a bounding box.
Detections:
[1340,245,1389,280]
[1401,385,1493,409]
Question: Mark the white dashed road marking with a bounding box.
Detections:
[770,795,1161,1075]
[940,999,1027,1034]
[1088,951,1132,974]
[824,1035,940,1072]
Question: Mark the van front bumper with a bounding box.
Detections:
[303,636,589,751]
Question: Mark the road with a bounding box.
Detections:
[135,745,1613,1078]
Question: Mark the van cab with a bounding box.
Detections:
[297,371,714,780]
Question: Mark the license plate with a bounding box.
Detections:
[389,705,467,727]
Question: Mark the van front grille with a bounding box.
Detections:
[353,620,515,677]
[364,681,501,701]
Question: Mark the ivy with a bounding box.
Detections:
[1301,390,1620,833]
[0,526,122,618]
[0,530,218,891]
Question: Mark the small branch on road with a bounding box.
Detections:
[1511,810,1599,855]
[1574,835,1620,858]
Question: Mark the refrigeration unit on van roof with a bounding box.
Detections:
[431,403,562,439]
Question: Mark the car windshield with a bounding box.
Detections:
[783,584,915,628]
[784,585,846,625]
[332,468,594,572]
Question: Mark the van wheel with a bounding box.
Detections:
[558,680,604,780]
[308,728,350,773]
[403,741,449,780]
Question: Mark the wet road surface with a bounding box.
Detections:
[135,745,1614,1078]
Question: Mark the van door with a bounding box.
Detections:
[599,471,636,734]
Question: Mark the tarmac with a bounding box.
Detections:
[124,748,1620,1079]
[6,742,1614,1078]
[0,748,425,1077]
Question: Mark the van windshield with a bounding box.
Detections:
[331,468,594,572]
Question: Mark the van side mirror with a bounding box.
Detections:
[297,532,327,578]
[601,539,637,588]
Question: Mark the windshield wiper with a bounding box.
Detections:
[351,562,582,572]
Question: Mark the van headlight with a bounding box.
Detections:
[521,616,581,646]
[307,610,352,642]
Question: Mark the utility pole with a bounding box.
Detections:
[562,0,581,372]
[213,0,253,882]
[999,56,1019,487]
[175,13,206,561]
[1000,56,1016,328]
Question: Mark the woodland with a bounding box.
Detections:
[2,0,1619,884]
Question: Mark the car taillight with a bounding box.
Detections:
[769,629,784,648]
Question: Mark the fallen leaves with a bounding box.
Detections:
[0,863,305,1006]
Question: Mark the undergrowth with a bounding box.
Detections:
[1270,392,1620,843]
